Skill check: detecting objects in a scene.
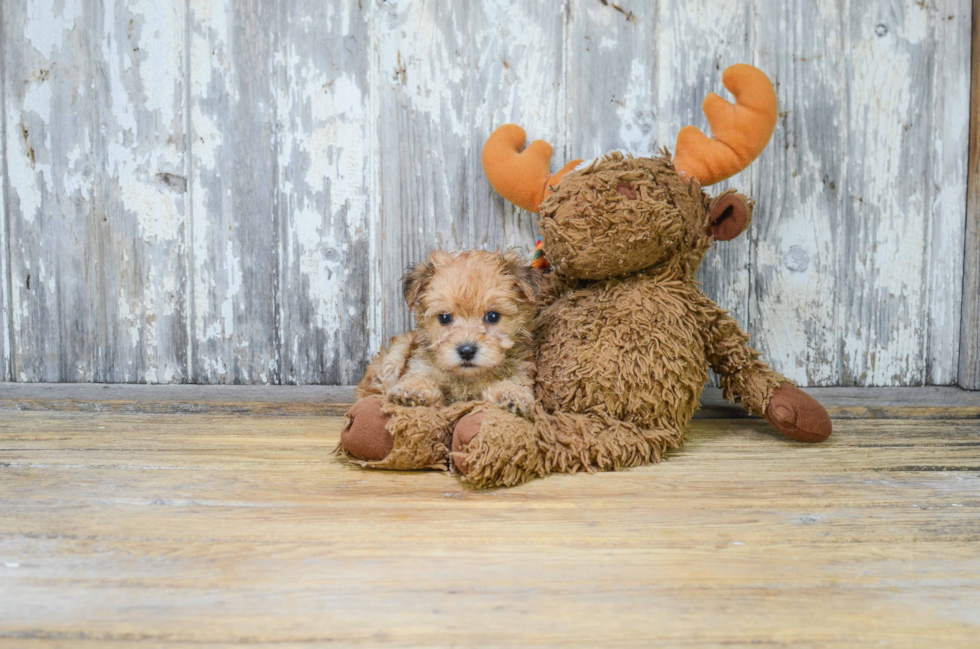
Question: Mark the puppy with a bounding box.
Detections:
[357,250,539,418]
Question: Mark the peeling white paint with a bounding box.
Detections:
[220,238,239,338]
[8,80,56,224]
[25,0,83,60]
[307,75,369,230]
[91,0,189,382]
[839,32,926,384]
[614,59,657,156]
[376,0,467,140]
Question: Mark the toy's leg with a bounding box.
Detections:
[452,406,684,488]
[336,397,476,471]
[702,301,832,443]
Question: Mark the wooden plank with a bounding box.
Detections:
[188,0,279,383]
[834,1,969,386]
[748,1,844,386]
[0,2,9,383]
[565,0,658,158]
[272,1,376,385]
[0,0,972,388]
[1,411,978,645]
[696,385,980,420]
[2,0,102,381]
[0,384,978,419]
[96,1,190,382]
[1,1,189,383]
[0,383,358,403]
[751,0,972,387]
[668,1,755,350]
[375,0,565,343]
[961,0,980,389]
[926,0,972,384]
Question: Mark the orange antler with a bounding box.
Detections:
[673,64,778,186]
[482,124,581,213]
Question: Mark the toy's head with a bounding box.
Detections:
[482,64,777,281]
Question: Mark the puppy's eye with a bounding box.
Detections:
[484,311,500,324]
[438,313,453,326]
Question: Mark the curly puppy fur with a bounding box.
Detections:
[457,152,787,487]
[337,250,541,470]
[359,249,539,412]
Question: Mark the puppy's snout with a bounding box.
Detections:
[456,343,478,361]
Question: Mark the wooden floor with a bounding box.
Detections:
[1,388,979,647]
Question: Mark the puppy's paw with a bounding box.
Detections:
[388,379,443,407]
[484,383,536,419]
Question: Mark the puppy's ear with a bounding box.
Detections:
[502,253,542,302]
[402,260,435,309]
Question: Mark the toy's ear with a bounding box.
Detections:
[401,259,436,309]
[706,191,752,241]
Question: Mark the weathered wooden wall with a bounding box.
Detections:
[0,0,974,386]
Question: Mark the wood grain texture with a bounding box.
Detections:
[1,0,190,383]
[0,0,974,386]
[961,0,980,389]
[1,0,10,383]
[273,1,376,385]
[748,1,845,386]
[927,0,973,384]
[836,1,970,386]
[3,0,102,381]
[1,410,979,646]
[188,0,278,384]
[98,1,190,383]
[752,0,971,387]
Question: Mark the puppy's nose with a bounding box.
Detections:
[457,344,478,361]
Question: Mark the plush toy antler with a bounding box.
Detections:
[481,125,581,213]
[672,64,778,186]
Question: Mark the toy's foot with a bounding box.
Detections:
[339,397,393,461]
[338,399,475,471]
[451,411,484,475]
[765,384,832,443]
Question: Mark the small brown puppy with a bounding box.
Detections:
[358,250,539,417]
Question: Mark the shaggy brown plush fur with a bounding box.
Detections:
[451,152,789,488]
[454,405,686,488]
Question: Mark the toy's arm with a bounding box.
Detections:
[700,297,832,442]
[701,300,784,416]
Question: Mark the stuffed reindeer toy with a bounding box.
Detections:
[338,64,832,488]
